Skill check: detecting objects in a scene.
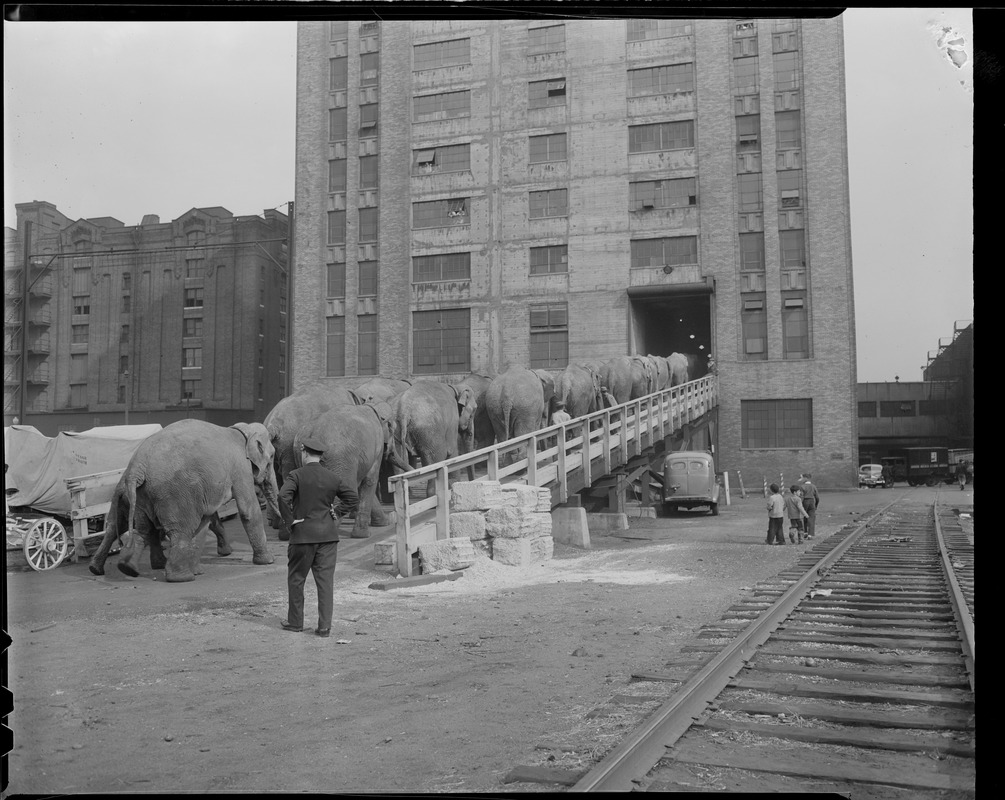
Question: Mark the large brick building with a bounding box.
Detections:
[4,201,289,434]
[292,17,858,486]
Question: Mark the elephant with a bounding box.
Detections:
[599,356,635,405]
[453,373,495,452]
[555,363,604,419]
[667,352,689,386]
[647,354,671,391]
[485,365,557,447]
[355,376,412,405]
[386,380,479,496]
[88,420,279,583]
[284,402,402,539]
[629,355,657,399]
[683,352,706,380]
[263,382,365,492]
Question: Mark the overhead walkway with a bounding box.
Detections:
[388,375,719,576]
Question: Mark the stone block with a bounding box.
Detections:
[587,512,630,534]
[449,511,488,540]
[450,480,504,512]
[486,507,552,539]
[373,542,395,565]
[529,534,554,562]
[551,507,591,549]
[472,539,493,559]
[499,484,541,510]
[418,538,476,572]
[491,537,533,567]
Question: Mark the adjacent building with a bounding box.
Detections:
[4,201,289,434]
[298,17,856,484]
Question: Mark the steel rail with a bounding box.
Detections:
[933,491,975,692]
[570,496,904,793]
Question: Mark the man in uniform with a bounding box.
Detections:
[800,473,820,539]
[278,437,358,637]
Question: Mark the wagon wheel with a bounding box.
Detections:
[23,518,69,571]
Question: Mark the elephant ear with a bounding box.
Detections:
[231,422,272,481]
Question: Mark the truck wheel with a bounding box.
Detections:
[710,503,719,516]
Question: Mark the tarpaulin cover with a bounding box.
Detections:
[4,424,161,515]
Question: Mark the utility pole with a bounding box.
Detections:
[286,200,295,396]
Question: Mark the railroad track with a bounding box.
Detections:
[526,494,975,795]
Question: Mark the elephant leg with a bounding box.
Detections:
[353,471,383,537]
[234,493,276,567]
[210,514,233,556]
[149,529,168,570]
[117,523,152,578]
[88,524,122,576]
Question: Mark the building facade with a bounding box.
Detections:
[4,201,289,435]
[293,18,858,486]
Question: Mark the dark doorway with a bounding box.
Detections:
[631,292,713,378]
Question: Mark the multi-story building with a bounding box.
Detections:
[293,17,858,486]
[4,201,290,434]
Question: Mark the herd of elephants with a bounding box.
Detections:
[87,352,706,583]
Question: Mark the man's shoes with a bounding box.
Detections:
[315,628,331,638]
[281,620,303,632]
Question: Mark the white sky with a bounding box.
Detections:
[3,10,973,383]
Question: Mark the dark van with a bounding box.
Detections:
[661,451,720,516]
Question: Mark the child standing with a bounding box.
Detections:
[784,484,809,543]
[765,483,785,545]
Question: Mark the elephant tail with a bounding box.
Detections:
[124,473,144,537]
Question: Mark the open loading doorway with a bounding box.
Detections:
[628,282,714,379]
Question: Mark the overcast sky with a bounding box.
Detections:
[3,10,973,383]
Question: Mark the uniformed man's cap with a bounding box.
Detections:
[301,437,327,453]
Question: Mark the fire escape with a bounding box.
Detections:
[4,255,55,419]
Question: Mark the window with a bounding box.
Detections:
[119,355,129,374]
[629,178,697,210]
[330,57,347,91]
[779,230,805,268]
[737,115,760,150]
[627,19,693,41]
[412,308,470,374]
[776,110,801,149]
[359,208,378,242]
[328,210,346,244]
[182,379,202,401]
[858,401,877,418]
[358,315,378,375]
[628,120,694,152]
[69,384,87,407]
[739,233,765,272]
[183,346,202,368]
[70,353,88,383]
[279,352,286,373]
[530,245,568,275]
[72,296,90,316]
[72,324,88,344]
[778,169,802,208]
[529,78,566,108]
[782,294,809,359]
[628,63,694,96]
[529,303,569,369]
[412,198,469,228]
[733,35,758,57]
[880,401,916,417]
[71,267,91,293]
[120,324,129,343]
[326,317,345,377]
[529,189,568,218]
[184,288,204,308]
[185,258,205,278]
[412,143,471,174]
[359,103,378,131]
[773,30,799,52]
[412,252,471,282]
[358,261,378,296]
[734,56,758,92]
[413,90,471,121]
[413,38,471,70]
[529,133,567,163]
[737,173,763,212]
[329,107,348,141]
[360,52,379,86]
[528,25,565,55]
[329,21,348,40]
[280,286,287,314]
[630,236,698,268]
[122,273,131,291]
[186,230,205,247]
[121,294,131,314]
[774,51,799,90]
[329,159,347,193]
[742,399,813,448]
[327,263,346,298]
[183,317,203,337]
[741,296,767,359]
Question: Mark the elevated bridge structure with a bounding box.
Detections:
[388,375,719,576]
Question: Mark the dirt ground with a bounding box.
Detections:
[2,484,970,795]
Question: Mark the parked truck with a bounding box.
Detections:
[902,446,952,487]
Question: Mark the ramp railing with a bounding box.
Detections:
[388,375,717,576]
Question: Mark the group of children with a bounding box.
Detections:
[765,475,820,545]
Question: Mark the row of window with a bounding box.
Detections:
[734,51,800,92]
[740,230,806,271]
[741,293,809,360]
[857,400,950,418]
